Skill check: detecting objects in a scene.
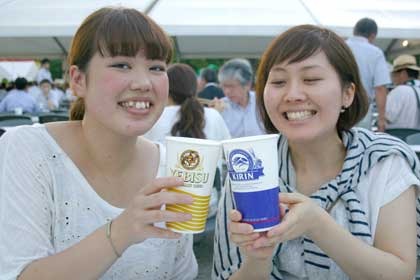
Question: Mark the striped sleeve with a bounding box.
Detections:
[212,180,243,280]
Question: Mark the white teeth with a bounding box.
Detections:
[120,101,150,109]
[286,110,314,121]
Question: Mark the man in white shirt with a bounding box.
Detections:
[211,58,265,138]
[386,54,420,129]
[35,79,60,112]
[346,18,390,131]
[36,58,53,84]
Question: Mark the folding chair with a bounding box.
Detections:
[0,115,33,127]
[384,128,420,142]
[406,133,420,145]
[38,114,69,124]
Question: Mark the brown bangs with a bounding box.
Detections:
[268,27,327,79]
[95,8,172,63]
[256,25,369,134]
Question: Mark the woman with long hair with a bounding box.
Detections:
[145,63,230,143]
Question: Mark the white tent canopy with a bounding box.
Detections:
[0,0,419,60]
[0,60,38,81]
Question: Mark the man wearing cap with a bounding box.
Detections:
[386,54,420,129]
[346,18,390,131]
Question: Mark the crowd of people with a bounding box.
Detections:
[0,60,75,114]
[0,5,419,280]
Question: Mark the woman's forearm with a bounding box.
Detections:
[19,224,130,280]
[310,210,414,280]
[229,257,272,280]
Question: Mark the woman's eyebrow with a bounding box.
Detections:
[271,64,324,73]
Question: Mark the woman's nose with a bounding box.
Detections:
[131,72,152,92]
[284,81,306,102]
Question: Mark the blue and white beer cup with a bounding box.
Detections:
[222,134,280,232]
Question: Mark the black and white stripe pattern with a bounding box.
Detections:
[212,128,420,279]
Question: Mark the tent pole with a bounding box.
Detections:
[384,39,398,59]
[172,37,181,62]
[52,37,68,57]
[144,0,160,15]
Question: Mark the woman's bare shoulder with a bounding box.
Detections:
[44,121,82,155]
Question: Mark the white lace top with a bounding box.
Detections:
[0,125,198,280]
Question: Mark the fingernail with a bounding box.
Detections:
[175,177,184,183]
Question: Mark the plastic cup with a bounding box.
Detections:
[14,107,23,115]
[165,136,221,234]
[222,134,280,232]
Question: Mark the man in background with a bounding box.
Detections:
[346,18,390,131]
[0,77,37,113]
[211,58,265,138]
[36,58,53,84]
[386,54,420,129]
[35,79,60,112]
[197,67,225,100]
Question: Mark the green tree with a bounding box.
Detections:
[49,59,63,80]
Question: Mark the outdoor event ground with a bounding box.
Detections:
[193,217,215,280]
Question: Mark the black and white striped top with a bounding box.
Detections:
[212,128,420,279]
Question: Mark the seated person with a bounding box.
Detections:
[211,58,266,138]
[35,79,60,112]
[0,77,38,114]
[145,63,231,143]
[197,67,225,100]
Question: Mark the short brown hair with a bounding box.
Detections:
[255,25,368,133]
[69,6,173,120]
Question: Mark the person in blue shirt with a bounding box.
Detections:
[0,77,38,114]
[346,18,390,131]
[210,58,265,138]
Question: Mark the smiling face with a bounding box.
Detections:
[263,51,354,143]
[70,52,168,137]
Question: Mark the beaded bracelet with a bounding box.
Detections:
[106,220,121,258]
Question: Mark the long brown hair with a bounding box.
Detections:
[168,63,206,139]
[255,25,369,133]
[69,6,173,120]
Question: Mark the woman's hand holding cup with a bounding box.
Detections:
[110,176,194,254]
[228,209,276,260]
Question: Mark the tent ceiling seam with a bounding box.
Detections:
[299,0,320,25]
[144,0,159,15]
[172,37,182,61]
[384,39,398,58]
[52,37,67,57]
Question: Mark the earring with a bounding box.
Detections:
[340,106,346,113]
